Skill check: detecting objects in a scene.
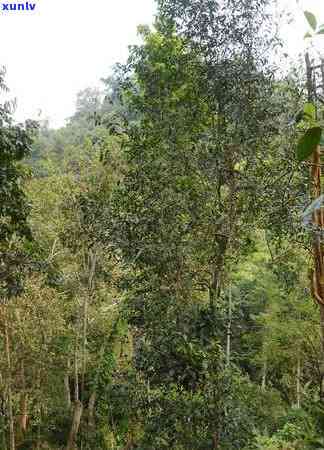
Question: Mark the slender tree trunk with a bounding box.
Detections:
[210,237,228,307]
[212,432,219,449]
[261,359,267,391]
[19,361,28,433]
[87,343,106,432]
[297,355,301,409]
[19,394,28,434]
[88,392,96,429]
[80,251,97,450]
[36,370,42,450]
[210,149,237,308]
[0,370,7,449]
[2,425,7,450]
[81,250,97,401]
[68,242,97,450]
[3,309,15,450]
[81,293,88,404]
[226,284,232,367]
[67,331,81,450]
[36,415,41,450]
[66,401,83,450]
[64,360,72,410]
[74,335,79,404]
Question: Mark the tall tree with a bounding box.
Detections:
[0,67,37,450]
[109,0,289,447]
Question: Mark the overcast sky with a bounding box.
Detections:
[0,0,323,128]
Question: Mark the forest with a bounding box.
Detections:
[1,0,324,449]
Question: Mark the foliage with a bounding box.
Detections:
[2,1,324,449]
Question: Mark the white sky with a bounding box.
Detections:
[0,0,156,127]
[280,0,324,58]
[0,0,323,128]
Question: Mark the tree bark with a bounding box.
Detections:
[297,355,301,409]
[226,284,232,367]
[73,335,79,404]
[66,401,83,450]
[212,432,219,449]
[81,250,97,401]
[36,369,42,450]
[64,360,72,410]
[261,359,267,391]
[3,309,15,450]
[210,236,228,307]
[88,392,96,429]
[19,361,28,433]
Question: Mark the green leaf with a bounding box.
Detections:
[304,102,316,120]
[317,26,324,35]
[304,32,313,39]
[294,103,316,124]
[304,11,317,31]
[297,127,322,162]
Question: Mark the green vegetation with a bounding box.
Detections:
[1,1,324,449]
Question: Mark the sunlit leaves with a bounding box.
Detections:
[296,127,322,162]
[304,11,317,31]
[295,103,316,124]
[295,101,323,162]
[303,11,324,38]
[303,103,316,121]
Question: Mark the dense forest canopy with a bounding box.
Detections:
[0,1,324,449]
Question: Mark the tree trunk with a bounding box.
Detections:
[3,309,15,450]
[73,335,79,404]
[210,236,228,307]
[88,392,96,429]
[66,401,83,450]
[226,284,232,367]
[64,360,72,410]
[81,294,88,404]
[261,359,267,391]
[19,361,28,433]
[36,370,42,450]
[81,250,97,402]
[212,432,219,449]
[68,333,81,450]
[19,394,28,434]
[297,355,301,409]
